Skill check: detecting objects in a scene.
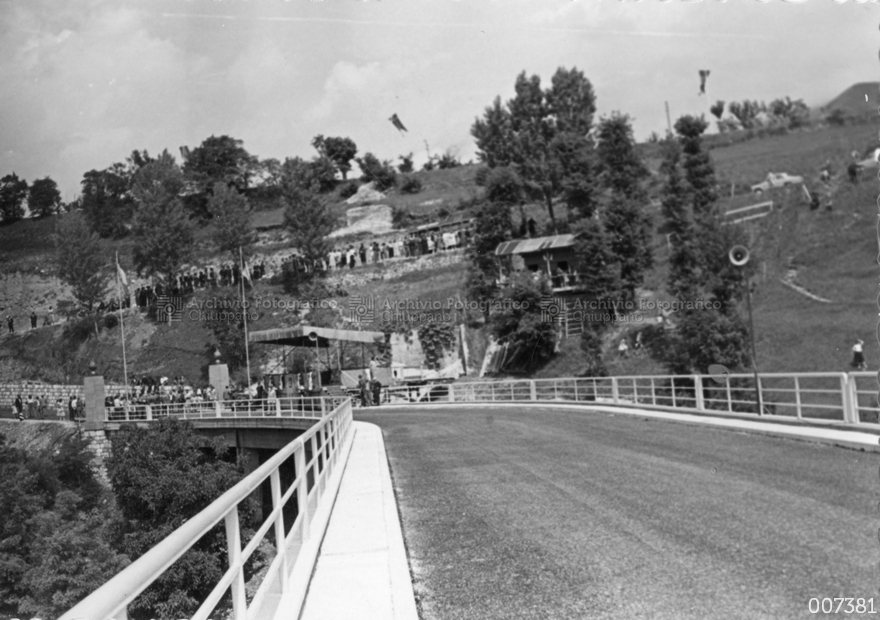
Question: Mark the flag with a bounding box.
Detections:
[389,113,408,133]
[116,255,129,296]
[698,70,710,95]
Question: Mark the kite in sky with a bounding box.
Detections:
[389,113,408,134]
[698,70,710,95]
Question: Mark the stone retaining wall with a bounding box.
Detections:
[0,381,127,416]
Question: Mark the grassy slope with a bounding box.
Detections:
[1,116,879,382]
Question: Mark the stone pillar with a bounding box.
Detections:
[209,363,230,399]
[83,375,106,431]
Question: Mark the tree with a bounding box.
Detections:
[490,273,558,373]
[484,167,524,206]
[710,100,725,120]
[465,200,512,322]
[79,168,134,238]
[472,67,597,232]
[595,113,653,302]
[355,152,397,191]
[0,173,29,224]
[55,212,109,314]
[281,179,335,294]
[311,135,357,180]
[603,196,653,302]
[659,137,700,301]
[182,135,257,218]
[28,177,61,218]
[281,156,337,194]
[208,182,257,262]
[105,418,256,620]
[131,155,194,285]
[398,153,415,173]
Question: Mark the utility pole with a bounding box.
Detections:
[665,101,673,136]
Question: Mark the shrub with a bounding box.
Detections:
[356,153,397,191]
[339,181,359,199]
[474,166,490,187]
[400,175,423,194]
[825,108,849,127]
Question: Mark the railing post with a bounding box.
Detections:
[794,376,802,420]
[270,470,289,593]
[216,399,223,418]
[694,375,704,411]
[671,378,677,408]
[726,379,732,413]
[530,380,537,401]
[574,380,579,402]
[276,398,282,417]
[296,443,310,541]
[611,377,619,404]
[224,508,247,620]
[841,373,857,424]
[448,385,455,402]
[146,405,152,421]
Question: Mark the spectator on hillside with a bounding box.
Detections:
[618,339,629,358]
[37,395,46,418]
[26,395,36,418]
[851,338,867,370]
[55,397,64,419]
[359,243,367,265]
[357,375,368,407]
[30,311,37,330]
[7,316,13,334]
[14,394,23,421]
[68,394,78,421]
[369,355,378,381]
[847,162,859,184]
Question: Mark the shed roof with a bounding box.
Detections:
[494,234,579,257]
[249,325,384,348]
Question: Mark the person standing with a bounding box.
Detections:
[7,315,13,334]
[851,339,867,370]
[26,395,36,419]
[68,394,78,421]
[30,311,37,330]
[357,375,368,407]
[14,394,23,421]
[371,379,382,406]
[618,339,629,358]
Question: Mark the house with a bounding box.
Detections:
[494,233,584,293]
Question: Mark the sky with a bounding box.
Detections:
[0,0,877,200]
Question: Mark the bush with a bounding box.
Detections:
[356,153,397,191]
[825,108,849,127]
[474,166,490,187]
[400,175,423,194]
[339,181,359,199]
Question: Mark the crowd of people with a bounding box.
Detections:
[328,228,472,270]
[12,393,83,421]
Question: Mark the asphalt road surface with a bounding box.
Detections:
[357,405,879,620]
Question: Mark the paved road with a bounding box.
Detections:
[357,406,879,620]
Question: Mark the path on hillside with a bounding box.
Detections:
[357,406,878,620]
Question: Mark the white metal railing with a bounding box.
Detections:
[375,372,876,427]
[104,397,345,422]
[61,398,354,620]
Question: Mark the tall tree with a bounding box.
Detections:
[659,137,700,301]
[281,176,335,294]
[79,168,133,238]
[208,182,256,262]
[131,154,194,286]
[28,177,61,218]
[54,212,109,314]
[595,113,653,302]
[465,199,512,322]
[182,135,257,218]
[471,67,597,232]
[0,173,29,224]
[311,135,357,180]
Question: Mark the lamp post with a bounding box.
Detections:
[729,245,763,416]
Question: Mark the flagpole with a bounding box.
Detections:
[115,252,130,402]
[239,247,252,390]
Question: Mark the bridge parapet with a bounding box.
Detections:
[60,397,354,620]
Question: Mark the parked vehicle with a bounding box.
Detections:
[751,172,804,194]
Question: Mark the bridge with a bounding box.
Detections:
[60,371,880,619]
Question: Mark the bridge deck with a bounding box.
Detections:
[358,404,876,619]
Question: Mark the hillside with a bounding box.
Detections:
[0,110,878,384]
[821,81,879,116]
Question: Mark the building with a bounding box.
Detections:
[494,233,584,293]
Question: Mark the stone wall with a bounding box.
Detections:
[82,429,112,483]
